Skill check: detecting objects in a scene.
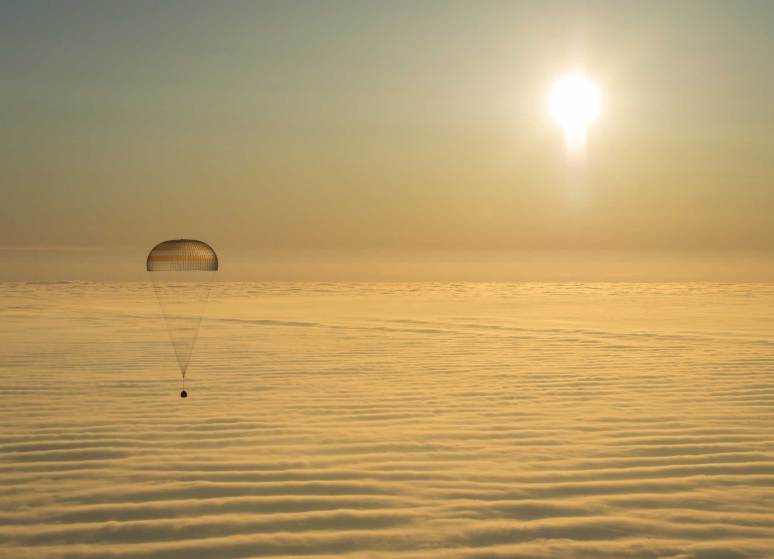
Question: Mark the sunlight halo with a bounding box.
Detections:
[548,72,601,151]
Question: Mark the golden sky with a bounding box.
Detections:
[2,1,774,279]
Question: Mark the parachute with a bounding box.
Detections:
[147,239,218,397]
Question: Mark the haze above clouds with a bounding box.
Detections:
[3,1,774,281]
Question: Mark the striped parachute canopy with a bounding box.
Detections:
[146,239,218,272]
[147,240,218,396]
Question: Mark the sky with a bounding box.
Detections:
[3,1,774,280]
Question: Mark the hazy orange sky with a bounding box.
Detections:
[3,1,774,280]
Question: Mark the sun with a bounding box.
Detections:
[548,72,601,151]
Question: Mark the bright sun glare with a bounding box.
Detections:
[549,72,601,151]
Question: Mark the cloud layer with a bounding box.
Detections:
[1,282,773,558]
